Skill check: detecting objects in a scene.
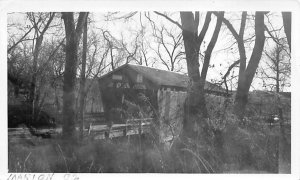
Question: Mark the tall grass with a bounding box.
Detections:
[8,93,290,173]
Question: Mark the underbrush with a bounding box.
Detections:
[8,94,290,173]
[9,135,169,173]
[8,119,287,173]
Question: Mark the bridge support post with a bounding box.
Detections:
[104,131,109,139]
[123,129,127,136]
[138,121,142,135]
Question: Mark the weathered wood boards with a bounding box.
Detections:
[8,118,153,141]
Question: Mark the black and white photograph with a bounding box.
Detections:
[2,0,299,177]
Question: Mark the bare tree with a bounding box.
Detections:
[120,33,140,64]
[61,12,88,139]
[84,32,110,79]
[76,16,111,139]
[103,30,116,70]
[102,29,141,70]
[260,40,290,92]
[215,12,266,120]
[8,12,58,122]
[136,14,153,67]
[156,11,224,138]
[75,29,110,132]
[26,12,56,121]
[154,26,184,71]
[137,38,152,66]
[102,30,129,70]
[260,29,290,173]
[101,12,156,68]
[146,13,184,71]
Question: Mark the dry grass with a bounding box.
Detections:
[8,93,290,173]
[8,121,288,173]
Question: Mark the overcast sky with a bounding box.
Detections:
[7,11,289,91]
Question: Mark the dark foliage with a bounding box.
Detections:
[8,104,56,129]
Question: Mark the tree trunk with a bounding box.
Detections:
[180,12,201,83]
[79,15,88,139]
[233,83,249,120]
[180,12,223,139]
[62,13,78,139]
[30,35,43,122]
[216,11,258,120]
[180,12,206,138]
[62,12,88,140]
[156,11,222,142]
[234,12,265,120]
[276,46,280,93]
[282,12,291,51]
[275,50,289,172]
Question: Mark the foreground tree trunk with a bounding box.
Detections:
[62,12,88,139]
[180,11,223,138]
[79,15,88,139]
[180,12,208,138]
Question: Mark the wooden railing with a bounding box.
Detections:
[8,118,154,141]
[89,118,153,140]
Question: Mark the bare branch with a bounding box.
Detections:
[198,12,212,44]
[154,11,183,30]
[40,12,56,35]
[213,12,239,41]
[222,60,240,80]
[194,11,199,34]
[239,12,247,38]
[200,11,224,81]
[7,26,34,53]
[264,25,282,46]
[104,12,138,21]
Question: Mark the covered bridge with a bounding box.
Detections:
[98,64,226,125]
[98,63,226,93]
